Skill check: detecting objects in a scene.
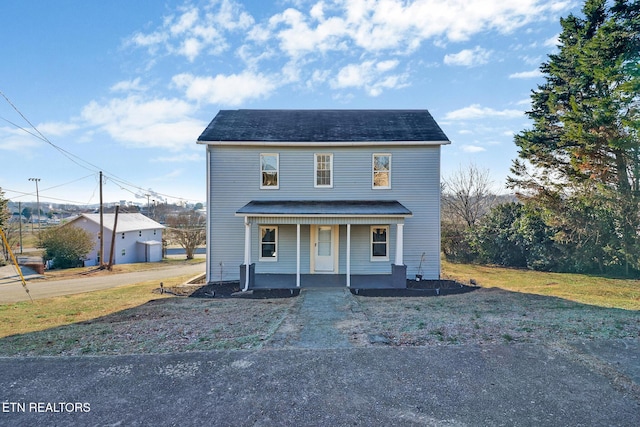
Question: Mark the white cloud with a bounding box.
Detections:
[263,0,574,57]
[445,104,524,120]
[37,121,79,136]
[461,145,486,153]
[332,60,406,96]
[444,46,491,67]
[126,0,253,61]
[170,7,199,35]
[509,69,542,79]
[172,72,278,106]
[0,127,42,153]
[80,96,203,151]
[544,33,560,47]
[110,78,146,93]
[122,0,574,98]
[376,59,399,72]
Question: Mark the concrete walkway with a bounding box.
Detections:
[286,288,356,349]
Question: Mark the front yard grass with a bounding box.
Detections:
[0,276,187,339]
[441,259,640,310]
[0,260,637,355]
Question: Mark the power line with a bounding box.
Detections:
[1,90,194,203]
[0,92,100,173]
[6,174,95,200]
[3,187,96,205]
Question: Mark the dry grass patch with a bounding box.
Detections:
[0,275,203,339]
[352,261,639,347]
[0,296,293,356]
[352,288,639,347]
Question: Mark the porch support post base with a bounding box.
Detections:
[391,264,407,289]
[239,263,255,290]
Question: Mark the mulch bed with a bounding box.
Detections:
[180,282,300,299]
[350,279,479,297]
[163,280,476,299]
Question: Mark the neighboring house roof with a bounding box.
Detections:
[68,213,164,233]
[236,200,412,217]
[197,109,450,144]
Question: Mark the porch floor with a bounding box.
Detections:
[251,273,398,289]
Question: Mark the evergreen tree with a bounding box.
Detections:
[509,0,640,275]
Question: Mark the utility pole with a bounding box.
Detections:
[28,177,40,232]
[107,205,119,270]
[18,201,23,254]
[99,171,104,268]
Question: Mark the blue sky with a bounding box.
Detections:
[0,0,580,206]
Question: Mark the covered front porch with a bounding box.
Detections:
[236,200,412,291]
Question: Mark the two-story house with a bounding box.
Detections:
[197,110,450,290]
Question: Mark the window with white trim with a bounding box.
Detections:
[371,226,389,261]
[372,154,391,189]
[314,153,333,188]
[259,226,278,261]
[260,153,279,189]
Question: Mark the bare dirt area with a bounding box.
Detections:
[0,283,637,357]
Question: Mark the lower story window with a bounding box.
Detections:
[371,226,389,261]
[260,226,278,261]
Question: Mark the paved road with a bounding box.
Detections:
[0,262,205,303]
[0,341,638,426]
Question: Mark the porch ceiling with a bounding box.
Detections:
[236,200,412,225]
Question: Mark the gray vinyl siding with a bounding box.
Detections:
[207,144,441,281]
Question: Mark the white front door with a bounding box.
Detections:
[313,225,336,272]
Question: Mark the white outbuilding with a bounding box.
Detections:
[64,213,165,266]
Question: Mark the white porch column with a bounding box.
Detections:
[244,216,251,291]
[346,223,351,287]
[296,223,301,287]
[395,223,404,265]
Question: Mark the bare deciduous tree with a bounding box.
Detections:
[442,163,497,227]
[166,211,206,260]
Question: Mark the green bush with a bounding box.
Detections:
[38,226,95,269]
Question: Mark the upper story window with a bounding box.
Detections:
[373,154,391,189]
[314,153,333,188]
[260,153,279,189]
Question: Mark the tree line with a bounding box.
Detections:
[443,0,639,277]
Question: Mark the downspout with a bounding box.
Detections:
[205,147,212,284]
[244,216,250,292]
[346,223,351,287]
[296,223,301,287]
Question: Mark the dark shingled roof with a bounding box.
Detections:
[236,200,412,216]
[198,109,449,143]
